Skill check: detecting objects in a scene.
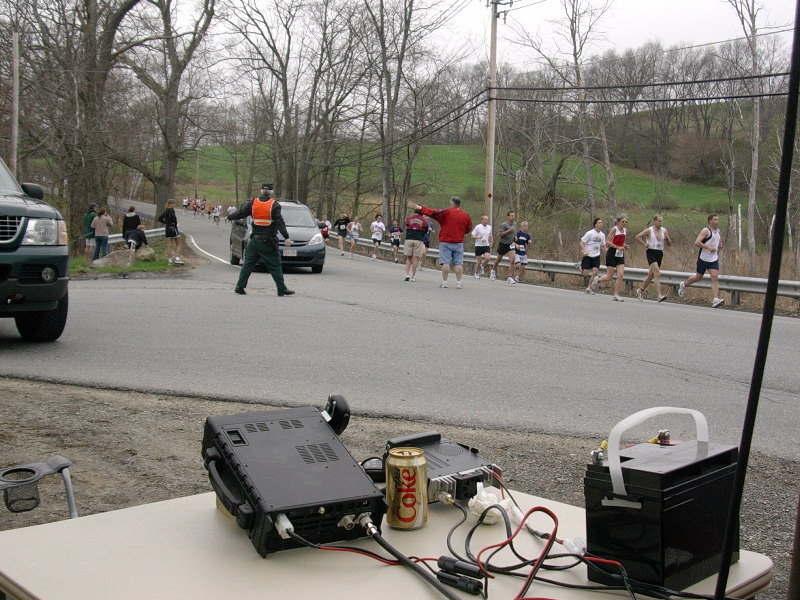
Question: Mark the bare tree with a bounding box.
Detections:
[510,0,612,221]
[727,0,764,275]
[112,0,215,216]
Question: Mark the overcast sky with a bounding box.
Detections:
[438,0,796,66]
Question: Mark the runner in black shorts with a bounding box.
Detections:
[592,215,628,301]
[635,214,671,302]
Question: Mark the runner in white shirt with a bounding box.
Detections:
[635,214,672,302]
[679,213,725,308]
[471,215,493,278]
[370,215,386,260]
[579,218,606,294]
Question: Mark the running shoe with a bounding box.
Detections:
[591,275,600,292]
[657,294,668,303]
[371,254,376,260]
[340,251,344,256]
[678,282,686,297]
[585,287,595,295]
[507,277,516,284]
[456,281,463,289]
[439,281,448,288]
[474,273,480,279]
[489,270,497,281]
[410,277,416,282]
[637,288,644,302]
[712,297,725,308]
[613,295,624,302]
[404,275,410,281]
[174,257,184,265]
[514,276,520,283]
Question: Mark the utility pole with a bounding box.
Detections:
[194,147,200,199]
[484,0,498,223]
[10,31,19,178]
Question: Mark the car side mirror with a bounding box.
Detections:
[21,183,44,200]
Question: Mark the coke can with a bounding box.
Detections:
[385,447,428,529]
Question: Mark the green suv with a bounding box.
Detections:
[0,158,69,341]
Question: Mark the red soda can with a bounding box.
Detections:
[385,447,428,529]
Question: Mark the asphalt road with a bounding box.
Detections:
[1,207,798,460]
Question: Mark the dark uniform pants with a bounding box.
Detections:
[237,237,288,293]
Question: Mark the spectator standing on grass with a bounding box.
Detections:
[90,207,114,260]
[389,219,403,263]
[346,216,361,258]
[636,214,672,302]
[411,197,473,289]
[158,199,184,265]
[580,218,606,294]
[403,211,428,282]
[471,215,493,278]
[228,183,294,297]
[679,213,725,308]
[514,221,532,283]
[333,212,351,255]
[592,215,629,301]
[370,214,386,260]
[83,203,98,260]
[490,211,517,284]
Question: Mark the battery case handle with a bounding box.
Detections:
[204,448,254,529]
[607,407,709,500]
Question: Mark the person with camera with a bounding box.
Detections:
[229,183,294,297]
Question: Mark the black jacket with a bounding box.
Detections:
[229,195,290,240]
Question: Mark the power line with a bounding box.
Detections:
[493,92,788,104]
[493,71,789,94]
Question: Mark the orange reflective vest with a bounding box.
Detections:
[252,198,274,226]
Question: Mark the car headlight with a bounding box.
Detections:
[308,232,323,245]
[21,218,67,245]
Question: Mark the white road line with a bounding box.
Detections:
[184,234,238,267]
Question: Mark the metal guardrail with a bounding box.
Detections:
[331,234,800,302]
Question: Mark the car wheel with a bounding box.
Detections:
[311,265,323,274]
[230,243,240,265]
[14,292,68,342]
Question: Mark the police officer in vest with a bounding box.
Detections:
[230,183,295,296]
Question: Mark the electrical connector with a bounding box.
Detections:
[337,514,356,530]
[562,536,586,556]
[356,512,377,536]
[437,556,484,578]
[435,571,483,595]
[274,513,294,540]
[436,492,455,504]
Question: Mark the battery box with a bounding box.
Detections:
[584,440,739,590]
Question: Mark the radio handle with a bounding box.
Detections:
[205,452,254,529]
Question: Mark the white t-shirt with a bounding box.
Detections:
[581,229,606,258]
[371,221,386,240]
[472,223,492,246]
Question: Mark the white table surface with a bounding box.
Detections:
[0,491,773,600]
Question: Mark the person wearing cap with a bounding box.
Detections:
[83,203,98,260]
[228,183,295,296]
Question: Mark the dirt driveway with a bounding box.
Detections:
[0,377,796,599]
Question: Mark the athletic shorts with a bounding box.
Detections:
[475,245,491,257]
[497,242,515,256]
[696,258,719,274]
[391,238,400,247]
[646,249,664,266]
[403,239,426,258]
[514,254,528,264]
[85,238,96,248]
[439,242,464,266]
[581,255,600,270]
[605,247,624,267]
[372,237,382,246]
[346,233,357,241]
